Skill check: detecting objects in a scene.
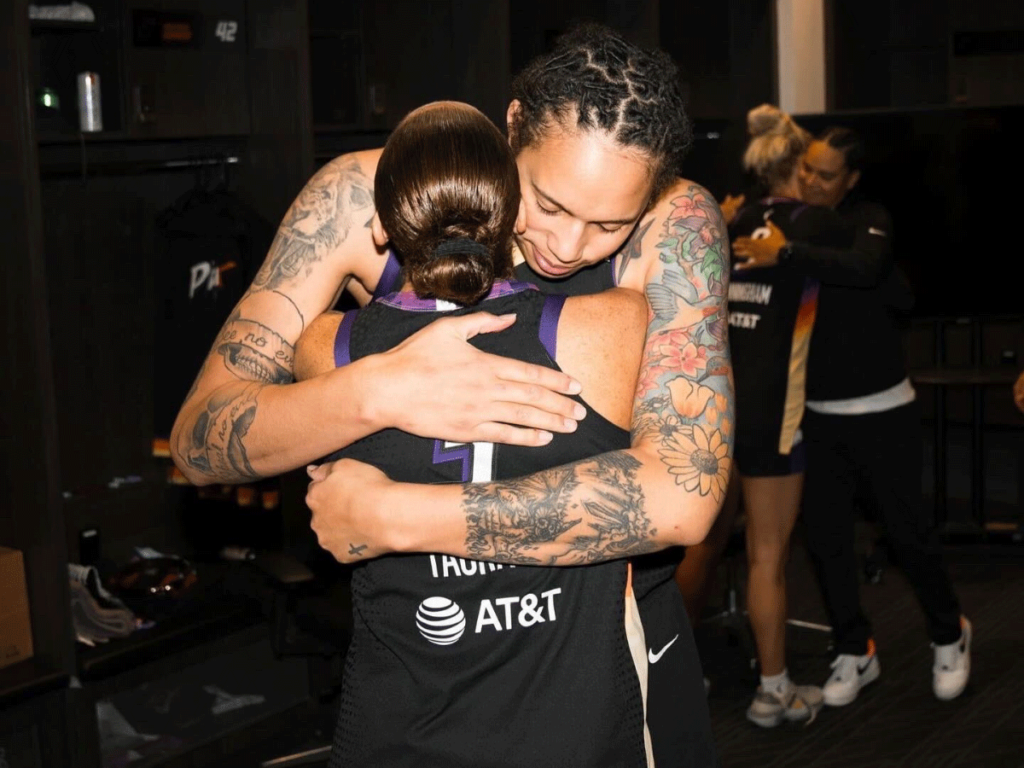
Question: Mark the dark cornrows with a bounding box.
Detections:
[510,23,693,203]
[818,126,865,172]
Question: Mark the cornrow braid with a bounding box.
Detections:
[510,22,693,203]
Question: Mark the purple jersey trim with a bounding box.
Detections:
[609,257,619,287]
[334,310,358,367]
[538,294,566,360]
[432,439,472,482]
[371,250,403,301]
[378,280,538,311]
[789,204,809,222]
[756,197,808,224]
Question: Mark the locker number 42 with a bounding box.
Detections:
[215,20,238,42]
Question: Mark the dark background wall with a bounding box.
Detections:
[25,0,1024,563]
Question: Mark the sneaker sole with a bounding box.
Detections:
[746,709,786,729]
[824,659,880,707]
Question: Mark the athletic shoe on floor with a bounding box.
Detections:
[746,684,824,728]
[933,616,971,701]
[823,638,880,707]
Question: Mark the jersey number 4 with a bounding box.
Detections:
[433,440,494,483]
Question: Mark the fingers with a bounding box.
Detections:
[473,423,555,447]
[444,312,518,340]
[491,396,583,431]
[491,356,582,395]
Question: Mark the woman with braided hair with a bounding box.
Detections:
[173,24,727,767]
[301,99,656,766]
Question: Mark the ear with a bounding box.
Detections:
[506,100,521,146]
[370,212,388,248]
[846,169,861,193]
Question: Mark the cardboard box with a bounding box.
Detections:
[0,547,34,670]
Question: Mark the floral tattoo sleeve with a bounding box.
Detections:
[460,183,734,565]
[634,186,733,502]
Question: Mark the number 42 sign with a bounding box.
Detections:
[215,20,238,42]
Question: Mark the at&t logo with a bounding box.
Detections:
[415,597,467,646]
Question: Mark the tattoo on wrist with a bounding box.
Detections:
[462,453,654,565]
[348,543,368,557]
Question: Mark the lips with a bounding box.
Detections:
[528,242,576,278]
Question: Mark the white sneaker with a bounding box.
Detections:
[933,616,971,701]
[823,638,880,707]
[746,684,824,728]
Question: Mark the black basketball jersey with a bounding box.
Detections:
[326,282,647,768]
[728,198,853,453]
[369,251,717,768]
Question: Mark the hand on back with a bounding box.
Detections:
[370,312,586,446]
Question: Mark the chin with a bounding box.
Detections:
[522,243,578,280]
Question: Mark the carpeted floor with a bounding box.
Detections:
[697,531,1024,768]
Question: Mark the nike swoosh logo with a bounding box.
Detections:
[868,227,888,237]
[648,634,679,664]
[857,658,874,675]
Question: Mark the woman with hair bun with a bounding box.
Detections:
[176,24,726,768]
[298,100,663,767]
[676,104,853,728]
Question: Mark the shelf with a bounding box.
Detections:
[77,592,264,682]
[30,19,100,34]
[36,134,248,179]
[309,27,360,39]
[313,123,377,134]
[0,656,69,710]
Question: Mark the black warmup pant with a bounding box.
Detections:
[800,400,962,655]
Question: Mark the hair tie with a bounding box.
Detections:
[432,237,491,260]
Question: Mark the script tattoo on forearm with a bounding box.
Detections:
[251,157,374,292]
[180,382,262,481]
[176,311,295,482]
[214,310,295,384]
[462,453,654,565]
[632,184,734,502]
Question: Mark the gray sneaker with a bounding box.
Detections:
[746,684,824,728]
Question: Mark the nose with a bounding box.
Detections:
[547,218,586,264]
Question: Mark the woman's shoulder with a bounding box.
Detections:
[316,147,385,178]
[294,311,346,380]
[615,176,726,290]
[649,177,724,222]
[562,288,646,350]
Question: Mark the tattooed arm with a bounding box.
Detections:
[171,151,585,485]
[169,153,387,484]
[306,181,735,564]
